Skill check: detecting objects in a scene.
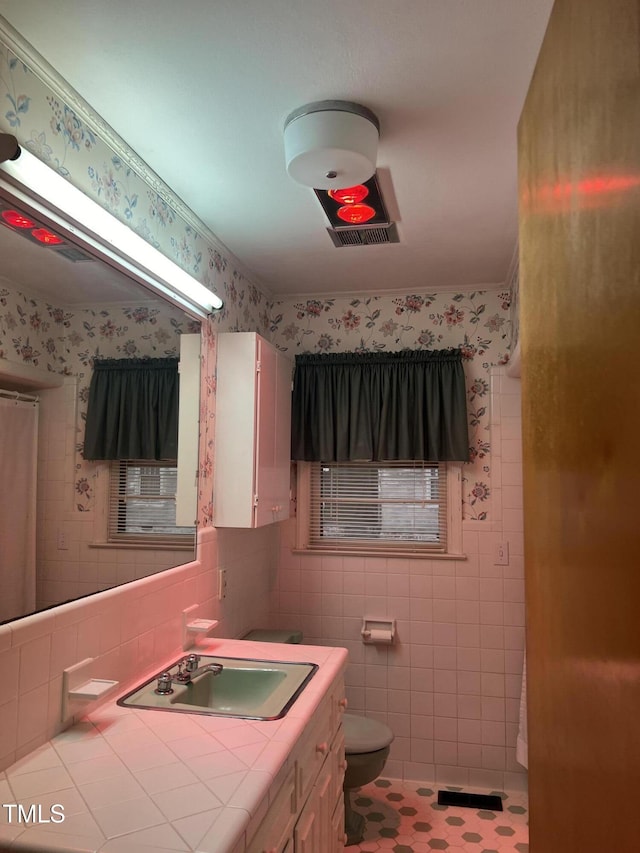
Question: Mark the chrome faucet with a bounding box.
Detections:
[177,654,224,683]
[154,654,224,694]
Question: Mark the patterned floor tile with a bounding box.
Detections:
[348,779,528,853]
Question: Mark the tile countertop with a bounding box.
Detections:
[0,639,348,853]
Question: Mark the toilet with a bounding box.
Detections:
[342,713,394,845]
[244,629,394,847]
[242,628,303,644]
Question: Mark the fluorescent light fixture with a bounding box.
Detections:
[0,142,223,316]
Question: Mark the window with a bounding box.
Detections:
[296,460,462,557]
[108,460,195,547]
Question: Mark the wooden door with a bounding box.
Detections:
[518,0,640,849]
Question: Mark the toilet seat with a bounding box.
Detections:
[343,713,394,754]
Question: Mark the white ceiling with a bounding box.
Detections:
[0,1,554,298]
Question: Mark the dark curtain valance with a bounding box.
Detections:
[84,357,179,461]
[291,348,469,462]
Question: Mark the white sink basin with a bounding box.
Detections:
[118,655,317,720]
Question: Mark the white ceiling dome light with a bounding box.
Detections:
[284,100,379,190]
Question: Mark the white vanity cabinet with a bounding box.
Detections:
[214,332,292,527]
[245,677,347,853]
[294,728,345,853]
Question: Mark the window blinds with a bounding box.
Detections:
[308,461,447,553]
[108,461,195,547]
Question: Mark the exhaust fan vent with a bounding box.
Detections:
[53,245,95,263]
[327,222,399,247]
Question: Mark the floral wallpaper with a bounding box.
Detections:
[0,282,199,510]
[198,317,216,528]
[0,46,197,294]
[0,34,273,530]
[0,31,517,530]
[269,289,513,521]
[0,41,274,333]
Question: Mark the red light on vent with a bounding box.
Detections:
[314,173,390,229]
[328,184,369,205]
[31,228,65,246]
[1,209,36,229]
[336,203,376,224]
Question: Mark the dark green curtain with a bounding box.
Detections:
[84,357,179,461]
[291,349,469,462]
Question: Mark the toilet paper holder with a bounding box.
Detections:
[361,617,395,645]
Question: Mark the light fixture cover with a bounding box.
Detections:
[0,146,223,316]
[284,100,379,190]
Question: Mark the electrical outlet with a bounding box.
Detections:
[57,529,68,550]
[218,568,227,600]
[494,541,509,566]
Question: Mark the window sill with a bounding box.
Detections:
[89,541,194,552]
[292,548,466,561]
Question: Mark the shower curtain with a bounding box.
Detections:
[0,396,38,621]
[516,650,528,769]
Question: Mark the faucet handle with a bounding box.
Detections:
[155,672,174,695]
[184,653,200,673]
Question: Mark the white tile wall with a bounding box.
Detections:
[35,382,186,611]
[271,366,527,792]
[0,523,278,773]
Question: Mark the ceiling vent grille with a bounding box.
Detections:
[327,222,399,247]
[53,245,95,263]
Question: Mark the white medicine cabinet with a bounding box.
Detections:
[214,332,292,527]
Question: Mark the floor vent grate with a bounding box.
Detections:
[437,790,504,811]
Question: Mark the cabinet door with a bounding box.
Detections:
[330,795,346,853]
[254,339,291,527]
[214,332,291,528]
[254,337,278,527]
[247,825,294,853]
[330,728,346,808]
[294,784,321,853]
[213,332,259,527]
[246,764,296,853]
[315,764,335,853]
[295,758,335,853]
[273,350,292,516]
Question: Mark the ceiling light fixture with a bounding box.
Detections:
[314,172,391,229]
[1,208,36,229]
[0,133,223,316]
[336,203,376,225]
[1,202,69,246]
[30,227,66,246]
[284,100,379,190]
[328,184,369,205]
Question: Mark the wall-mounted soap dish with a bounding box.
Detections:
[183,604,219,649]
[62,658,119,721]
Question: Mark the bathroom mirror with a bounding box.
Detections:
[0,193,202,622]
